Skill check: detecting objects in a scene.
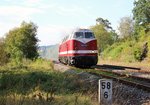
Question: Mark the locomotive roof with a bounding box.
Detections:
[60,28,94,44]
[74,28,92,32]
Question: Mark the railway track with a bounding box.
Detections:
[53,60,150,92]
[89,71,150,92]
[87,67,150,92]
[93,66,150,81]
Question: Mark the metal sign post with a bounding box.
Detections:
[98,79,112,105]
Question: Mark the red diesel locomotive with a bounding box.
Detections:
[59,28,98,67]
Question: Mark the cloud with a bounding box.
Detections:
[29,1,92,17]
[0,6,43,18]
[38,25,73,45]
[0,22,20,37]
[25,0,41,3]
[22,0,43,7]
[56,6,89,17]
[0,5,42,37]
[0,1,92,45]
[3,0,41,5]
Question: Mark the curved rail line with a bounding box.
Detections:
[88,69,150,92]
[53,60,150,92]
[93,67,150,82]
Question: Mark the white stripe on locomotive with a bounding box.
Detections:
[59,50,98,55]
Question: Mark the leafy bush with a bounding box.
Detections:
[102,42,124,60]
[0,38,9,66]
[5,22,39,66]
[133,47,142,61]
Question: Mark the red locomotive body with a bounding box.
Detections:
[59,29,98,67]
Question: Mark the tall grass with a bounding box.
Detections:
[0,59,96,105]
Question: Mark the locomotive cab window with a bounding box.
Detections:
[74,32,84,38]
[85,32,95,38]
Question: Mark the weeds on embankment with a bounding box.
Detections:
[0,59,96,105]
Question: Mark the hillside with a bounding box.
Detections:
[39,44,59,60]
[102,35,150,63]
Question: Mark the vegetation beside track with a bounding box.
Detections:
[90,0,150,64]
[0,59,97,105]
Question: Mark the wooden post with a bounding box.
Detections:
[98,79,112,105]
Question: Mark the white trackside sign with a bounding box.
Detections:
[98,79,112,105]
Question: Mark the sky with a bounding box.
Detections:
[0,0,135,46]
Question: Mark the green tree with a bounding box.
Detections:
[133,0,150,35]
[96,17,113,30]
[118,16,134,38]
[5,21,39,65]
[0,38,9,65]
[91,18,117,54]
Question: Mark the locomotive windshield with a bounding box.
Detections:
[74,32,84,38]
[85,32,95,38]
[74,32,95,39]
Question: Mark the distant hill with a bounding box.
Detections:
[38,44,59,60]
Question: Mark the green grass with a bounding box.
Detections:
[0,59,97,105]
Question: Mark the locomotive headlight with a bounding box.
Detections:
[91,50,98,53]
[91,50,95,53]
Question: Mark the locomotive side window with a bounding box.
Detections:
[74,32,84,38]
[85,32,95,38]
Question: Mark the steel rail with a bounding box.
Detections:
[94,68,150,82]
[89,72,150,92]
[53,60,150,92]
